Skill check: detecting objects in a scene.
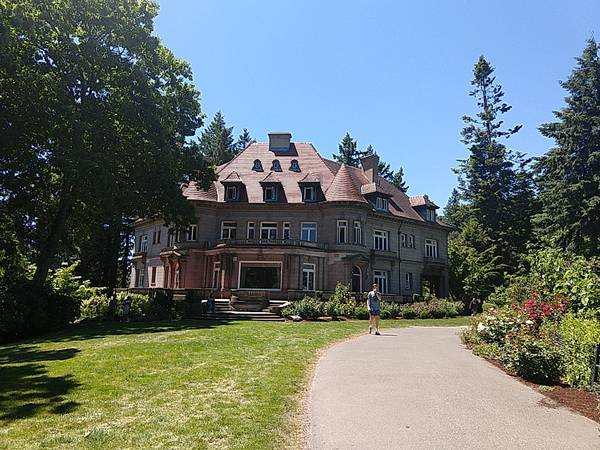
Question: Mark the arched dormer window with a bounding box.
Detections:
[290,159,300,172]
[271,160,282,172]
[252,159,263,172]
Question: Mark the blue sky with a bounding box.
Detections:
[155,0,599,207]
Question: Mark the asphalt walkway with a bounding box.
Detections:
[309,326,599,449]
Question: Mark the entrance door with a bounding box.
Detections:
[351,266,362,292]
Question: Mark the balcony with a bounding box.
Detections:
[214,238,327,250]
[424,256,447,266]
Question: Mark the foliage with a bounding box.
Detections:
[487,281,531,307]
[0,0,214,287]
[200,111,238,165]
[448,219,503,301]
[473,342,502,360]
[473,305,528,345]
[80,294,111,320]
[501,327,563,383]
[236,128,255,152]
[332,132,367,167]
[516,292,568,329]
[558,313,600,388]
[534,38,600,257]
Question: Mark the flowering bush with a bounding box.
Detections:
[473,305,527,345]
[517,292,569,329]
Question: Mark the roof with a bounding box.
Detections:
[221,171,243,183]
[182,140,443,224]
[325,164,368,203]
[410,195,439,209]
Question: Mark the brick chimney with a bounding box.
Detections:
[268,132,292,153]
[360,153,379,183]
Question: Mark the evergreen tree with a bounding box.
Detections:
[533,38,600,257]
[333,133,366,167]
[442,188,468,227]
[236,128,255,152]
[200,111,237,165]
[390,167,409,193]
[455,55,532,271]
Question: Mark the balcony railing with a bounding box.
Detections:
[215,238,327,250]
[424,256,447,265]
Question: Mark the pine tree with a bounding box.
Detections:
[333,132,366,167]
[390,167,409,193]
[455,55,532,272]
[443,188,468,226]
[200,111,237,165]
[534,38,600,257]
[236,128,255,152]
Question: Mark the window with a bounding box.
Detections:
[426,208,436,222]
[151,266,157,286]
[247,222,255,240]
[167,230,175,247]
[302,263,316,291]
[264,185,277,202]
[373,230,389,251]
[425,238,438,258]
[152,230,161,245]
[271,160,282,171]
[408,234,415,248]
[301,223,317,242]
[283,222,290,240]
[221,221,237,239]
[401,233,407,247]
[187,224,197,241]
[302,186,316,202]
[260,222,278,240]
[373,270,388,294]
[375,197,389,211]
[252,159,263,171]
[353,221,362,245]
[212,262,221,289]
[405,272,413,291]
[225,185,239,201]
[140,235,148,253]
[136,266,145,287]
[290,159,300,172]
[239,262,281,290]
[337,220,348,244]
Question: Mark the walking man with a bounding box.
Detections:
[367,283,381,335]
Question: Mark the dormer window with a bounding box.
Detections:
[375,197,389,211]
[252,159,263,171]
[426,208,436,222]
[264,185,277,202]
[302,186,316,202]
[225,185,239,201]
[271,160,282,172]
[290,159,300,172]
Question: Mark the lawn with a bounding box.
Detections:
[0,317,468,449]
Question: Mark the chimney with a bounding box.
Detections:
[361,153,379,183]
[268,132,292,153]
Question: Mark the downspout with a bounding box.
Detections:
[397,223,403,299]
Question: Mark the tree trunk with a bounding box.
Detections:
[32,189,73,287]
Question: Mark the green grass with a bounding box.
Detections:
[0,317,468,449]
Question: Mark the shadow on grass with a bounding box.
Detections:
[23,319,234,345]
[0,346,81,423]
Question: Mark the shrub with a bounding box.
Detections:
[517,292,568,329]
[282,296,324,320]
[559,312,600,388]
[381,302,400,319]
[399,306,418,319]
[80,294,110,320]
[473,342,502,360]
[473,305,527,345]
[354,305,369,320]
[501,328,563,383]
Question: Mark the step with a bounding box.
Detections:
[193,311,285,322]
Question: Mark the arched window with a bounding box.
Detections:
[271,160,282,172]
[252,159,263,172]
[290,159,300,172]
[352,266,362,293]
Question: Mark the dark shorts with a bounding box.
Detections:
[370,310,380,317]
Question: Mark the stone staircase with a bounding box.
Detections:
[195,299,286,322]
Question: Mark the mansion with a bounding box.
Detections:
[130,132,451,300]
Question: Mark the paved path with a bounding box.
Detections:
[309,327,599,449]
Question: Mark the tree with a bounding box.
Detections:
[534,38,600,257]
[454,55,532,270]
[199,112,238,165]
[448,220,504,301]
[0,0,214,287]
[333,133,366,167]
[236,128,255,152]
[390,167,409,193]
[442,188,468,227]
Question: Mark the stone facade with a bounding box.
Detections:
[130,133,451,300]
